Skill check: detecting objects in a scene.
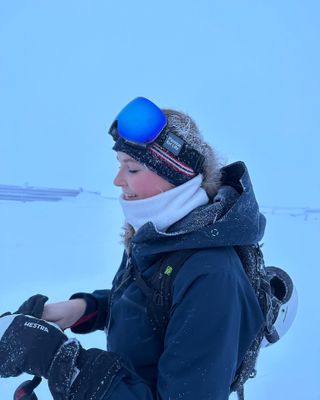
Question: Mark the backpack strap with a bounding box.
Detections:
[132,249,197,341]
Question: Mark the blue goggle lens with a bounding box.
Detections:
[111,97,167,144]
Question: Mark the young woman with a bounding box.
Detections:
[0,97,266,400]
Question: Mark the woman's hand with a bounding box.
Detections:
[42,299,87,330]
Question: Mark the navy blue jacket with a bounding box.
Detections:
[71,162,266,400]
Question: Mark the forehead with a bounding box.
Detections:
[116,151,140,164]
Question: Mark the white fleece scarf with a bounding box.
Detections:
[119,174,209,232]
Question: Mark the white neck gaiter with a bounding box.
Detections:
[119,174,209,232]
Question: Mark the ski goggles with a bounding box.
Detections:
[109,97,206,182]
[108,97,167,149]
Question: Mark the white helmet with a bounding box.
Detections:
[261,266,298,348]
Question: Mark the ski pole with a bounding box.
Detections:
[13,376,42,400]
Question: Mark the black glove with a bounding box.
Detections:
[0,313,66,378]
[15,294,49,318]
[0,313,123,400]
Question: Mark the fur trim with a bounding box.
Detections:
[121,223,135,254]
[162,109,222,198]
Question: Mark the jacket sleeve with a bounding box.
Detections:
[70,289,111,333]
[69,252,128,334]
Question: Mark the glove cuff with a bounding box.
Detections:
[70,349,122,400]
[48,338,81,399]
[48,339,123,400]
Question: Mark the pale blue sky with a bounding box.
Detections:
[1,1,319,399]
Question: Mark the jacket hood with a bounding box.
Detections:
[130,161,266,257]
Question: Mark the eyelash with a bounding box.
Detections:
[128,170,139,174]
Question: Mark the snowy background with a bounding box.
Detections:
[1,1,319,399]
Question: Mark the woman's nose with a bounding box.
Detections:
[113,169,126,187]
